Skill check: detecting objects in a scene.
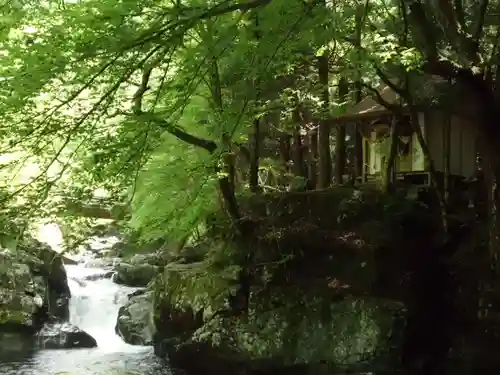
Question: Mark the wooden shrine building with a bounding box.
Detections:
[334,82,478,190]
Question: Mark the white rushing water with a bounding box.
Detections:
[0,263,170,375]
[66,265,139,353]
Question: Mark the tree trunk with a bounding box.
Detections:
[218,177,241,222]
[317,51,331,188]
[383,116,398,193]
[409,108,448,233]
[221,133,236,194]
[278,132,291,187]
[249,118,260,193]
[205,23,240,223]
[352,4,364,180]
[249,10,261,194]
[479,128,500,274]
[353,81,363,175]
[308,127,318,188]
[443,112,451,233]
[292,133,306,179]
[378,73,448,232]
[334,78,348,184]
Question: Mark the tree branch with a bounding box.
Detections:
[127,47,219,153]
[472,0,489,42]
[132,48,166,114]
[362,82,404,115]
[437,0,481,64]
[135,112,217,153]
[453,0,466,31]
[406,1,439,60]
[435,0,465,54]
[125,0,274,50]
[405,0,481,66]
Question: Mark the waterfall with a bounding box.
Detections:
[0,263,170,375]
[65,264,139,353]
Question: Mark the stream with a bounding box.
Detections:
[0,264,171,375]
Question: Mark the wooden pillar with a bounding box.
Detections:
[383,116,398,192]
[362,131,369,183]
[443,113,451,216]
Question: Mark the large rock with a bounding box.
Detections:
[0,240,70,330]
[0,256,42,327]
[153,264,404,374]
[156,290,404,375]
[152,189,437,374]
[21,240,70,297]
[36,322,97,349]
[115,291,156,345]
[113,263,159,287]
[20,239,71,320]
[153,301,204,358]
[110,236,168,259]
[129,252,166,267]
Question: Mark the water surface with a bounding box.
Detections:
[0,265,171,375]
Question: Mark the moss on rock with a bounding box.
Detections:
[0,237,70,330]
[114,262,159,287]
[0,252,44,327]
[115,291,156,345]
[155,257,405,374]
[193,296,403,366]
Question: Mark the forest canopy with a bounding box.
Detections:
[0,0,498,244]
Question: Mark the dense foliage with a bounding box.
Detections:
[2,1,500,373]
[0,0,497,241]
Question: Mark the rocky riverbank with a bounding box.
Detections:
[0,236,98,357]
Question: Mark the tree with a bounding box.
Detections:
[2,0,500,371]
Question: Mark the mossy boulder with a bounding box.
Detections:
[164,294,403,374]
[115,291,156,345]
[201,296,401,363]
[0,238,70,331]
[128,252,167,267]
[0,257,41,327]
[108,234,168,259]
[113,262,159,287]
[153,262,404,375]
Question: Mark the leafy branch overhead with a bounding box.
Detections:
[0,0,497,242]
